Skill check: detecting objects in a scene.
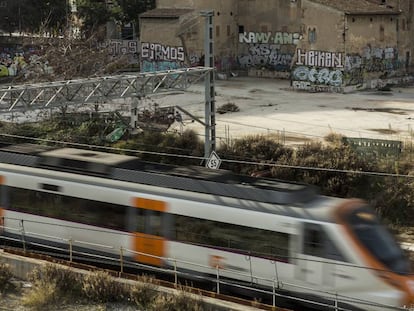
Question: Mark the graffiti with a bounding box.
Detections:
[296,49,343,68]
[189,53,201,66]
[292,81,342,93]
[363,46,395,60]
[344,68,364,86]
[141,42,185,62]
[98,39,139,64]
[345,47,402,74]
[238,44,293,71]
[237,30,300,72]
[141,60,186,72]
[0,45,43,78]
[105,40,138,55]
[239,31,301,45]
[292,66,343,86]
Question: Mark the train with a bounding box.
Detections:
[0,143,413,310]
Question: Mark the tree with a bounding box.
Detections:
[76,0,114,36]
[76,0,155,38]
[0,0,68,35]
[118,0,155,34]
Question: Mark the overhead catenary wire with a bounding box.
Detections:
[1,133,413,180]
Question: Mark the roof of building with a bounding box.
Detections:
[308,0,400,15]
[140,8,194,19]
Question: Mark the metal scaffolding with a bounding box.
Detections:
[0,67,213,113]
[0,66,216,157]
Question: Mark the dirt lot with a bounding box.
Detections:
[150,77,414,144]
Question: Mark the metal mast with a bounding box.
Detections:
[201,10,216,159]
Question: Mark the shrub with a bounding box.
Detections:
[23,264,84,309]
[217,102,240,114]
[149,290,205,311]
[27,263,83,296]
[0,263,13,293]
[82,270,129,303]
[22,280,59,310]
[129,275,158,307]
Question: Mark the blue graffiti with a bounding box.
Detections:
[141,60,187,72]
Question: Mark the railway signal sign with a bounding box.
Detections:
[206,151,221,169]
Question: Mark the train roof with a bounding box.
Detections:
[0,143,318,205]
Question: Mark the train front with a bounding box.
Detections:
[336,199,414,309]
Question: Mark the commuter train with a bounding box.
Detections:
[0,143,413,310]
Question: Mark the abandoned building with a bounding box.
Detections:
[139,0,414,92]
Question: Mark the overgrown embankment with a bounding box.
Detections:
[1,118,413,226]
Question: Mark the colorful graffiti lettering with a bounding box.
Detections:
[141,60,186,72]
[141,42,186,73]
[238,44,293,71]
[292,66,343,87]
[239,31,301,45]
[343,46,404,86]
[237,30,299,71]
[0,46,32,77]
[296,49,343,68]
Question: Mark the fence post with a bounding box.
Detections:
[273,280,276,307]
[174,259,178,286]
[19,219,26,252]
[69,239,73,263]
[119,246,124,275]
[335,292,338,311]
[216,265,220,295]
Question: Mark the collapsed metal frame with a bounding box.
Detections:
[0,66,215,156]
[0,67,212,112]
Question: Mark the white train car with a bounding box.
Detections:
[0,143,413,310]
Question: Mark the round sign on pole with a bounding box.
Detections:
[206,151,221,169]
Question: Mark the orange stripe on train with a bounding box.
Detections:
[132,197,166,212]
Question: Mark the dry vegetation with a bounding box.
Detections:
[1,263,207,311]
[15,28,131,83]
[1,115,414,226]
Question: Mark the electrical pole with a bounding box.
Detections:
[200,10,216,160]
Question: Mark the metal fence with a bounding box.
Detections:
[0,217,412,311]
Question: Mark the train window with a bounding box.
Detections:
[40,184,61,192]
[136,209,145,233]
[148,211,162,236]
[347,207,410,275]
[303,223,346,261]
[8,187,127,231]
[172,215,290,261]
[134,210,164,236]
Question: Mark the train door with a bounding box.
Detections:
[132,197,167,267]
[296,223,334,288]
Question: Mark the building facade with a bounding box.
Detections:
[140,0,414,92]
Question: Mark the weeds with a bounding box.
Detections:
[82,270,129,303]
[20,264,208,310]
[0,263,14,293]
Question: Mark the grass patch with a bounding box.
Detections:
[0,263,14,294]
[20,264,210,310]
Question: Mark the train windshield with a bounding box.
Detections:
[347,207,410,275]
